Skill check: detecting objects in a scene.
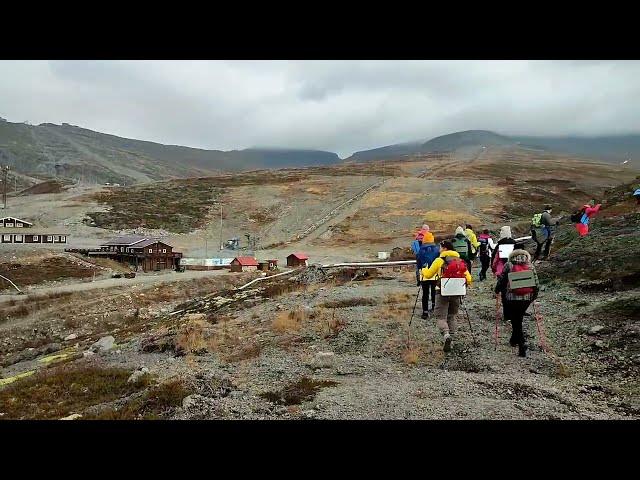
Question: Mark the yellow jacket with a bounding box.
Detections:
[420,250,473,285]
[465,228,480,252]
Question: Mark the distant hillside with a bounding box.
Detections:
[0,120,341,185]
[511,134,640,161]
[347,142,424,163]
[346,130,640,164]
[421,130,513,151]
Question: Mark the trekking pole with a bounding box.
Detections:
[532,301,549,353]
[408,285,421,327]
[461,297,477,346]
[494,294,501,350]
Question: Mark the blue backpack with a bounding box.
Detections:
[417,243,439,269]
[416,243,439,284]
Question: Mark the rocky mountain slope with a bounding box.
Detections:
[347,130,640,164]
[0,120,341,185]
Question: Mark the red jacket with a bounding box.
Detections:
[582,204,601,219]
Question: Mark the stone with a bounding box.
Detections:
[64,333,78,341]
[60,413,82,420]
[127,367,150,384]
[182,394,204,409]
[90,336,115,352]
[311,351,335,369]
[589,325,605,335]
[83,351,95,358]
[594,340,606,349]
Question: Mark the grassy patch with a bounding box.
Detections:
[0,256,97,290]
[320,297,378,308]
[86,378,194,420]
[272,308,306,333]
[0,291,75,324]
[259,377,338,405]
[85,171,318,233]
[592,297,640,321]
[0,365,150,420]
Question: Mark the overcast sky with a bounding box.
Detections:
[1,60,640,158]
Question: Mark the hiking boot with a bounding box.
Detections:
[443,333,452,352]
[421,311,429,320]
[518,343,528,357]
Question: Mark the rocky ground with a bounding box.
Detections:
[0,155,637,420]
[1,257,636,420]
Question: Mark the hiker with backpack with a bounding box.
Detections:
[495,248,540,357]
[464,224,480,265]
[420,240,473,352]
[453,226,473,273]
[531,205,556,261]
[477,228,494,281]
[491,226,517,277]
[573,200,602,237]
[415,228,439,318]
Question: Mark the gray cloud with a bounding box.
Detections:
[1,60,639,158]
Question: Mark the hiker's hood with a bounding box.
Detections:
[499,226,512,240]
[440,250,460,259]
[422,231,434,243]
[509,249,531,264]
[455,226,465,236]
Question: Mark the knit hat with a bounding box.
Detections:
[499,226,512,240]
[455,226,465,236]
[509,248,531,264]
[422,224,430,231]
[422,231,434,243]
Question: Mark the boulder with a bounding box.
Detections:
[90,336,115,352]
[589,325,605,335]
[64,333,78,341]
[127,367,150,384]
[60,413,82,420]
[310,351,335,369]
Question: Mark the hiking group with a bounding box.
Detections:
[413,220,540,357]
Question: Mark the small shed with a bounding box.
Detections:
[257,259,279,271]
[230,256,259,272]
[287,252,309,268]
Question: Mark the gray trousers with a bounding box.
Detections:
[434,294,461,335]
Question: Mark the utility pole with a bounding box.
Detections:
[219,203,223,251]
[2,165,9,209]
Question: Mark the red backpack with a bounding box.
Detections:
[509,263,536,295]
[440,256,468,279]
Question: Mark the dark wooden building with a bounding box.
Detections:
[286,252,309,267]
[0,216,33,228]
[88,236,182,272]
[1,228,67,244]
